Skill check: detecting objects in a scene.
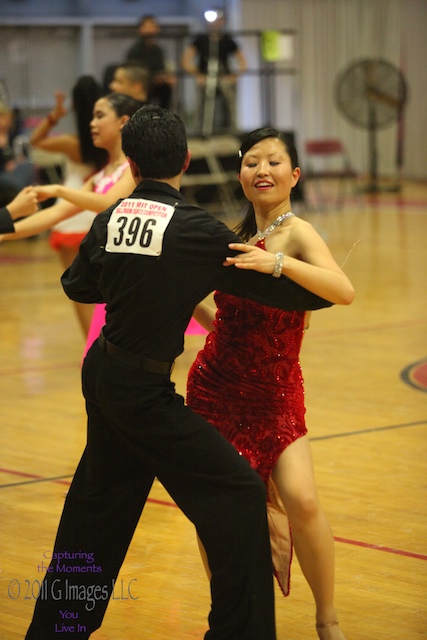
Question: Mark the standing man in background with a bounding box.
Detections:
[181,9,247,135]
[125,14,176,110]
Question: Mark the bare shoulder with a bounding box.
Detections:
[293,215,329,240]
[290,215,316,233]
[288,216,321,242]
[287,215,330,259]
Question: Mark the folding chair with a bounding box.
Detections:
[304,139,358,209]
[182,135,241,217]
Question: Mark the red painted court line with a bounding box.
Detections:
[333,536,427,561]
[0,362,79,377]
[147,497,179,508]
[0,467,72,486]
[0,467,43,479]
[1,467,426,561]
[0,255,51,264]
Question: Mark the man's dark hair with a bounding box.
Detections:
[121,104,188,180]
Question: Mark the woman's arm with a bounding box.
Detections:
[32,132,81,163]
[30,91,82,163]
[192,301,216,332]
[30,92,67,146]
[2,166,136,241]
[282,222,355,304]
[35,167,135,214]
[225,221,355,306]
[1,199,81,241]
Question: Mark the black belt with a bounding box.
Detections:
[98,331,174,375]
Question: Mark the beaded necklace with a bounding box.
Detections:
[257,211,295,239]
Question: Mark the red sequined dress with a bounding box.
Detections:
[186,239,307,594]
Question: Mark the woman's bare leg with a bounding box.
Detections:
[272,436,346,639]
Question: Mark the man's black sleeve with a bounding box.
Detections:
[0,207,15,234]
[218,266,333,311]
[204,218,333,312]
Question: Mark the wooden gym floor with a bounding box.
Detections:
[0,179,426,639]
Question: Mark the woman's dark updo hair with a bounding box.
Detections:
[72,75,107,170]
[104,93,145,120]
[234,127,299,241]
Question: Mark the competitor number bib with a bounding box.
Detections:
[106,198,176,256]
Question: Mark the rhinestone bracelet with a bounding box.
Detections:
[272,252,284,278]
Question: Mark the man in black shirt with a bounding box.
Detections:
[181,10,247,134]
[126,14,176,109]
[24,105,331,640]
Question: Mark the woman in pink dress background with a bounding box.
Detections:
[2,93,143,350]
[29,76,108,335]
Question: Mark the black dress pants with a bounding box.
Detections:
[25,340,276,640]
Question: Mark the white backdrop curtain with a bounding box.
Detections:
[236,0,426,180]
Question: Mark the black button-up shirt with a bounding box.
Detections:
[62,180,331,362]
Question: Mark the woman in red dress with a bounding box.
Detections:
[187,128,354,640]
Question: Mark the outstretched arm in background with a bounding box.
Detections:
[34,167,134,214]
[29,91,82,162]
[1,168,135,242]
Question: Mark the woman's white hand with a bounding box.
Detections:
[225,243,277,275]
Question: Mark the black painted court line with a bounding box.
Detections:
[1,418,425,488]
[310,419,426,441]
